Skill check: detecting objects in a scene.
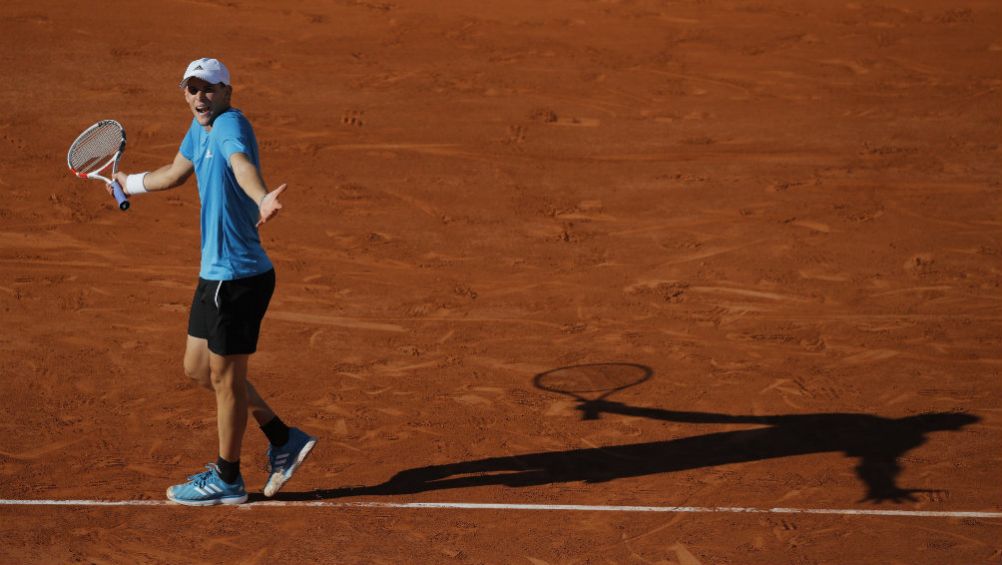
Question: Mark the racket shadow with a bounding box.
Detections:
[267,365,980,505]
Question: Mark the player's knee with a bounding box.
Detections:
[209,370,224,390]
[183,360,212,389]
[209,370,235,392]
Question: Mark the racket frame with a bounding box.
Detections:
[533,363,653,420]
[67,119,129,211]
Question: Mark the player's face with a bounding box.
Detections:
[184,78,231,128]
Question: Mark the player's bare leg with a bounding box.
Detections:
[166,342,250,505]
[184,335,276,425]
[209,351,249,463]
[182,334,316,497]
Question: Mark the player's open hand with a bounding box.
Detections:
[257,184,287,227]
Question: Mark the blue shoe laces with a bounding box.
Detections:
[186,465,220,488]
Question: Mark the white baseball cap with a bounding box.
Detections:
[179,58,231,88]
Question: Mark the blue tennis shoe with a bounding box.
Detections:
[166,464,247,506]
[263,427,317,497]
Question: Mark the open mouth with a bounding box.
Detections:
[195,104,211,119]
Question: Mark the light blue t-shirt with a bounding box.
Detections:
[179,108,273,281]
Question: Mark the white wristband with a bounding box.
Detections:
[125,172,149,195]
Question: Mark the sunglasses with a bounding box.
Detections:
[185,83,221,95]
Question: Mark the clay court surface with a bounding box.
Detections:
[2,0,1001,563]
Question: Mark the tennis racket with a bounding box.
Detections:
[534,363,653,420]
[67,120,129,211]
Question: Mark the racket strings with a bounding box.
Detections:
[68,124,122,173]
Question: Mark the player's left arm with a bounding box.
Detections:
[229,151,287,227]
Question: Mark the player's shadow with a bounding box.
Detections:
[267,363,979,504]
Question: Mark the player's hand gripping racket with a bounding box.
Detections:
[67,120,129,211]
[534,363,653,420]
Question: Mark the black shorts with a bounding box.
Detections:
[188,269,276,356]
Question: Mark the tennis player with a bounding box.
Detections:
[111,58,317,505]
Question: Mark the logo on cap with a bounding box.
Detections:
[194,65,204,70]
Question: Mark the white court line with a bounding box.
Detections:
[1,499,1000,518]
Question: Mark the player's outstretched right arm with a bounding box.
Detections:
[111,152,195,196]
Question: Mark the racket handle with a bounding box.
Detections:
[109,180,130,211]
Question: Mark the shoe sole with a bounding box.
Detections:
[263,436,317,497]
[166,489,248,507]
